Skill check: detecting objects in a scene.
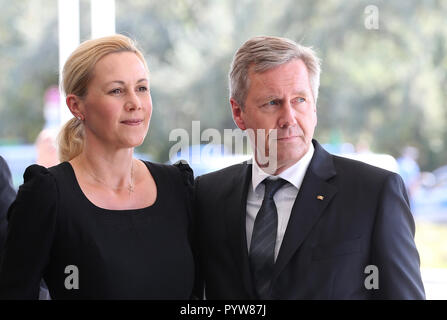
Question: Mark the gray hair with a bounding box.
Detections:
[229,36,321,109]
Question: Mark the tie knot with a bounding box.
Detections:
[262,178,287,199]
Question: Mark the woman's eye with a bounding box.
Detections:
[138,86,148,92]
[110,88,122,95]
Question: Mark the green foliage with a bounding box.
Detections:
[1,0,446,170]
[0,0,58,142]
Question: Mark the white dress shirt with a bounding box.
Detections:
[246,143,315,261]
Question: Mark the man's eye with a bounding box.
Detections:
[266,100,279,106]
[296,97,305,103]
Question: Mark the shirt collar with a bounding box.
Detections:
[251,142,315,192]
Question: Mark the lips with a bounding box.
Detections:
[120,119,143,126]
[277,136,299,141]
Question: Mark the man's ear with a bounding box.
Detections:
[66,94,84,120]
[230,98,247,130]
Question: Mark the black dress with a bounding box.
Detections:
[0,161,195,299]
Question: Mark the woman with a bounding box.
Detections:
[0,35,195,299]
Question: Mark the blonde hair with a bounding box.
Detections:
[229,36,321,109]
[58,34,148,162]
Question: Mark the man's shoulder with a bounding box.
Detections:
[197,161,250,183]
[0,156,10,175]
[331,153,399,183]
[195,161,251,198]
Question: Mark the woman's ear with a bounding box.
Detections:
[230,98,247,130]
[66,94,84,121]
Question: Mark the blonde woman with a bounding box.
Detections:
[0,35,196,299]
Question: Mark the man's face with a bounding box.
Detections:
[231,59,317,174]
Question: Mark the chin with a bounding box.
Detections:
[121,136,146,148]
[133,138,146,147]
[277,146,307,164]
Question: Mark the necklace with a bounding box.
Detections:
[86,160,135,194]
[128,161,134,193]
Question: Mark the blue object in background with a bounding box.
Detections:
[0,144,152,190]
[0,145,37,190]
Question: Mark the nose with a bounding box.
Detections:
[278,101,297,128]
[124,90,142,111]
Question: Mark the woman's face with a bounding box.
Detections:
[80,51,152,150]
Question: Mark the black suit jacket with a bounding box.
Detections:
[194,140,425,299]
[0,156,16,260]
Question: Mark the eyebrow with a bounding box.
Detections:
[293,90,309,97]
[105,78,148,86]
[255,91,309,104]
[255,95,278,104]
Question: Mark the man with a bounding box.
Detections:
[194,36,425,299]
[0,156,16,260]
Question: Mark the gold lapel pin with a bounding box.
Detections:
[317,195,324,200]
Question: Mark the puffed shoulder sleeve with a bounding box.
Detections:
[173,161,202,299]
[0,165,58,299]
[173,160,194,209]
[173,160,194,189]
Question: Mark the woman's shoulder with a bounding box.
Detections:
[141,160,193,187]
[10,164,62,214]
[20,162,71,192]
[21,164,55,189]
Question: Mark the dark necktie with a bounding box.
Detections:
[249,178,287,299]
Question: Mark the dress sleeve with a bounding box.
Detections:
[173,161,203,299]
[174,160,194,211]
[0,165,58,299]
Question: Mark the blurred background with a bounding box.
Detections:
[0,0,446,298]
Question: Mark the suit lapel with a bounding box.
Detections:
[272,140,338,281]
[224,162,256,298]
